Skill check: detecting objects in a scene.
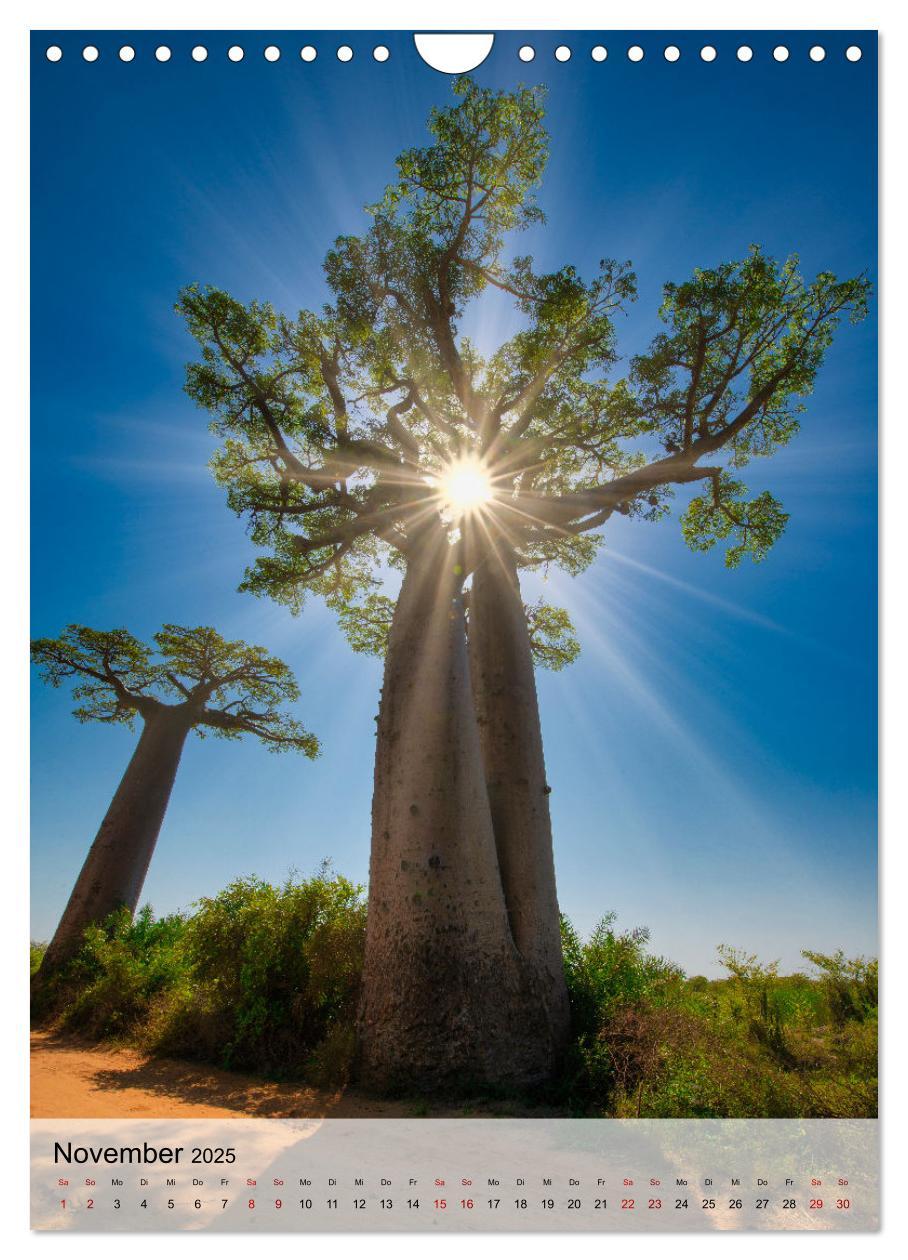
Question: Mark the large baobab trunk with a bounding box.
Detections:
[39,709,191,974]
[356,528,556,1091]
[468,540,570,1051]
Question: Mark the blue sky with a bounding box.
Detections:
[30,31,877,974]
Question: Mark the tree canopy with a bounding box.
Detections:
[178,78,870,652]
[30,624,320,755]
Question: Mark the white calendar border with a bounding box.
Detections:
[2,0,903,1254]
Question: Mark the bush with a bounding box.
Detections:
[53,906,189,1039]
[31,887,876,1116]
[33,866,366,1087]
[159,867,366,1078]
[802,949,878,1026]
[558,917,877,1119]
[562,913,681,1034]
[30,941,47,976]
[560,913,682,1108]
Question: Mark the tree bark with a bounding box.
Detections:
[468,538,570,1053]
[356,528,556,1092]
[39,709,191,974]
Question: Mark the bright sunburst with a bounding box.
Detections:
[435,456,494,517]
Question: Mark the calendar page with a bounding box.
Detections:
[29,28,878,1234]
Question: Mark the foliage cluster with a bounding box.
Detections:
[30,624,319,753]
[560,922,877,1118]
[177,79,870,648]
[33,868,366,1086]
[32,886,876,1116]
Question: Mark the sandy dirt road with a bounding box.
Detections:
[30,1030,421,1120]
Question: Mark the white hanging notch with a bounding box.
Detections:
[413,33,495,74]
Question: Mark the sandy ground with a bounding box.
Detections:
[29,1029,423,1119]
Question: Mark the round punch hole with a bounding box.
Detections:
[555,46,572,62]
[591,46,607,62]
[373,46,390,62]
[192,46,208,62]
[809,46,826,62]
[45,46,62,62]
[773,46,790,62]
[119,46,136,62]
[518,45,535,63]
[228,46,244,62]
[82,45,99,62]
[700,45,717,62]
[300,46,317,62]
[846,45,862,62]
[628,45,644,62]
[664,46,680,62]
[264,46,281,62]
[155,46,172,63]
[737,46,753,62]
[337,45,354,62]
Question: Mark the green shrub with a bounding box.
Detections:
[802,949,878,1026]
[30,941,46,976]
[56,906,188,1038]
[562,913,681,1036]
[32,866,366,1085]
[558,919,877,1119]
[159,867,366,1077]
[560,913,682,1108]
[30,885,876,1117]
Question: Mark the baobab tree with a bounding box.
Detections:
[179,80,869,1091]
[32,624,318,974]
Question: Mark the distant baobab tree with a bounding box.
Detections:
[32,623,318,974]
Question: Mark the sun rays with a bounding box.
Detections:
[435,455,495,517]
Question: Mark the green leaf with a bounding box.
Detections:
[681,474,789,567]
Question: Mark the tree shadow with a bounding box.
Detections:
[86,1056,352,1119]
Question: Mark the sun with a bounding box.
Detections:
[436,456,494,516]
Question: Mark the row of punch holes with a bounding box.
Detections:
[45,42,864,65]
